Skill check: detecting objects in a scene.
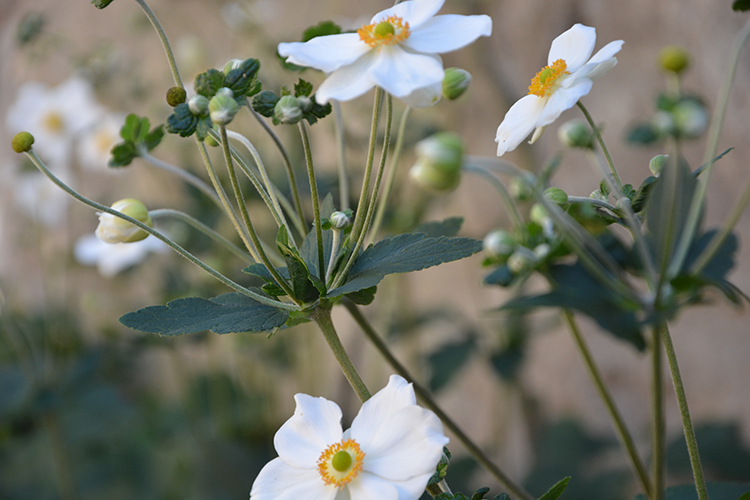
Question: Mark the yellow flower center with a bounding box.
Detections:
[42,111,65,134]
[94,129,116,154]
[528,59,569,97]
[317,439,365,487]
[358,15,410,48]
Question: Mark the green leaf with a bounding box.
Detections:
[252,90,280,118]
[304,100,332,125]
[302,21,342,42]
[345,286,377,305]
[537,477,571,500]
[166,103,199,137]
[631,176,657,213]
[413,217,464,238]
[195,116,214,141]
[634,483,750,500]
[119,293,289,335]
[427,336,475,392]
[108,142,138,167]
[224,58,261,97]
[327,233,483,298]
[294,79,314,97]
[91,0,115,9]
[738,493,750,500]
[734,0,750,11]
[144,125,164,151]
[693,147,734,177]
[194,69,225,98]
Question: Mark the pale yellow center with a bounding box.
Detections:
[528,59,569,97]
[42,111,65,134]
[317,439,365,487]
[358,15,410,48]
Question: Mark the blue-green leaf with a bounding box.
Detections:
[413,217,464,238]
[166,103,199,137]
[224,58,260,97]
[194,69,225,98]
[537,477,571,500]
[119,292,289,335]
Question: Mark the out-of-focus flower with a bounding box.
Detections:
[250,374,449,500]
[77,113,125,171]
[495,24,623,156]
[277,0,492,107]
[13,170,71,227]
[95,198,153,243]
[74,234,167,277]
[409,132,464,191]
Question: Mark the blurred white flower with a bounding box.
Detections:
[14,170,71,227]
[74,234,168,277]
[77,112,125,171]
[495,24,623,156]
[277,0,492,107]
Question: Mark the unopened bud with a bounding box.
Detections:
[166,86,187,107]
[209,93,240,125]
[415,132,464,175]
[544,187,569,207]
[11,131,34,153]
[330,211,351,230]
[483,229,516,259]
[409,161,460,191]
[298,95,313,112]
[509,176,534,201]
[96,198,152,243]
[659,45,690,74]
[649,155,669,176]
[215,87,234,99]
[558,119,594,149]
[507,247,536,274]
[188,95,209,115]
[274,95,303,125]
[223,58,244,74]
[442,68,472,100]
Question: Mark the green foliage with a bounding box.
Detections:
[427,447,451,486]
[294,79,314,97]
[276,226,321,303]
[109,114,164,167]
[302,21,342,41]
[223,58,262,97]
[634,483,750,500]
[165,102,199,137]
[427,335,475,392]
[119,293,289,335]
[91,0,115,8]
[626,123,660,145]
[252,79,331,125]
[734,0,750,11]
[252,90,280,118]
[195,69,227,99]
[537,477,572,500]
[435,487,504,500]
[667,422,750,481]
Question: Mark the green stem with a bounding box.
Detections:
[660,324,708,500]
[149,208,253,262]
[562,310,654,499]
[298,121,326,287]
[333,101,350,211]
[26,149,296,311]
[133,0,183,88]
[651,325,665,500]
[567,196,620,214]
[140,151,222,210]
[343,301,534,500]
[350,88,383,244]
[463,163,524,229]
[577,102,622,190]
[326,229,342,286]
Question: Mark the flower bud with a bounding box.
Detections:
[530,203,549,225]
[215,87,235,99]
[673,99,708,138]
[330,211,351,230]
[11,131,34,153]
[298,95,313,112]
[507,247,536,274]
[649,154,669,176]
[483,229,515,259]
[651,111,675,136]
[188,95,209,115]
[95,198,152,243]
[509,176,534,201]
[544,187,568,207]
[209,93,240,125]
[442,68,472,100]
[659,45,690,74]
[223,58,244,74]
[409,162,460,191]
[590,189,608,202]
[557,119,594,149]
[274,95,303,125]
[415,132,464,175]
[166,86,187,107]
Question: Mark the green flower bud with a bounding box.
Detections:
[483,229,516,258]
[91,0,116,9]
[223,58,244,75]
[659,45,690,74]
[507,247,536,274]
[409,161,460,191]
[673,100,708,138]
[649,154,669,176]
[509,176,534,201]
[298,95,313,112]
[188,95,209,115]
[557,119,594,149]
[442,68,472,100]
[209,93,240,125]
[330,211,351,230]
[11,131,34,153]
[204,134,220,148]
[416,132,464,175]
[215,87,234,99]
[274,95,303,125]
[544,187,569,207]
[590,189,608,202]
[530,203,549,225]
[96,198,152,243]
[166,86,187,107]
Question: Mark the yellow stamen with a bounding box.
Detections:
[358,15,410,48]
[528,59,569,97]
[42,111,65,133]
[317,439,365,487]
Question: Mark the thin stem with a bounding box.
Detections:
[660,324,708,500]
[669,17,750,279]
[567,196,619,214]
[312,306,371,402]
[651,325,665,500]
[141,151,223,209]
[350,88,383,244]
[133,0,183,88]
[369,105,412,243]
[463,163,524,229]
[577,102,622,190]
[326,229,342,286]
[562,310,653,499]
[149,208,253,263]
[298,121,326,286]
[343,301,534,500]
[333,101,350,211]
[26,149,297,311]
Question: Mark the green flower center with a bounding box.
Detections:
[374,21,395,37]
[331,450,352,472]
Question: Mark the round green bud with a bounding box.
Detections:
[590,189,608,202]
[96,198,153,243]
[209,93,240,125]
[442,68,472,100]
[507,247,536,274]
[274,95,304,125]
[659,45,690,74]
[166,86,187,107]
[223,58,244,75]
[409,161,460,192]
[415,132,464,175]
[557,119,593,149]
[509,176,534,201]
[330,211,351,230]
[483,229,516,258]
[544,187,569,207]
[651,111,676,136]
[673,99,708,138]
[188,95,210,115]
[204,128,220,147]
[649,154,669,176]
[11,131,34,153]
[298,95,313,113]
[530,203,549,225]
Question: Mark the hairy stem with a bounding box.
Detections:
[298,121,326,288]
[141,151,222,209]
[133,0,183,88]
[651,325,665,500]
[333,101,350,211]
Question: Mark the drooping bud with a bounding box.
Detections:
[442,68,472,100]
[188,95,210,115]
[274,95,304,125]
[329,211,351,230]
[543,187,569,208]
[673,99,708,138]
[223,58,244,75]
[649,154,669,176]
[209,92,240,125]
[95,198,153,244]
[11,131,35,153]
[166,86,187,107]
[483,229,516,259]
[557,119,594,149]
[659,45,690,74]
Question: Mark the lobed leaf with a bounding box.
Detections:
[224,58,261,97]
[166,103,199,137]
[194,69,225,98]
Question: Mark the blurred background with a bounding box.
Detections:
[1,0,750,499]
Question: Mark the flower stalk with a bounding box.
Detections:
[134,0,183,88]
[651,325,665,500]
[298,120,326,287]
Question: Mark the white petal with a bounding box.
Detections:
[357,406,448,481]
[537,79,593,127]
[347,472,399,500]
[404,14,492,54]
[350,375,416,452]
[274,394,343,469]
[368,46,444,98]
[495,94,547,156]
[250,458,336,500]
[315,51,378,104]
[574,40,624,80]
[386,472,437,500]
[372,0,445,30]
[278,34,370,73]
[548,24,596,72]
[400,81,442,108]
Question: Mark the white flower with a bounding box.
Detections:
[277,0,492,107]
[74,234,168,277]
[77,112,126,171]
[495,24,623,156]
[250,374,449,500]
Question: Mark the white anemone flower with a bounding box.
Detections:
[495,24,623,156]
[277,0,492,107]
[74,234,168,277]
[250,374,449,500]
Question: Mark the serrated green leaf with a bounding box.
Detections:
[195,116,214,141]
[194,69,225,98]
[635,483,750,500]
[252,90,280,118]
[734,0,750,11]
[537,477,571,500]
[345,286,377,305]
[471,488,491,500]
[302,21,342,42]
[144,125,164,151]
[413,217,464,237]
[108,142,138,167]
[327,233,483,298]
[224,58,260,97]
[304,100,332,125]
[626,123,660,145]
[261,282,287,297]
[428,336,475,392]
[119,293,289,335]
[166,102,199,137]
[294,79,314,97]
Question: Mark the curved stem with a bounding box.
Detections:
[133,0,183,88]
[343,301,534,500]
[577,102,622,190]
[660,324,708,500]
[567,196,619,213]
[350,88,383,244]
[140,151,222,209]
[463,163,524,229]
[562,310,654,499]
[149,208,253,263]
[298,121,326,286]
[333,101,350,211]
[26,149,297,311]
[651,325,665,500]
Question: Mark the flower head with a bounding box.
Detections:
[250,374,449,500]
[74,234,167,277]
[495,24,623,156]
[277,0,492,107]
